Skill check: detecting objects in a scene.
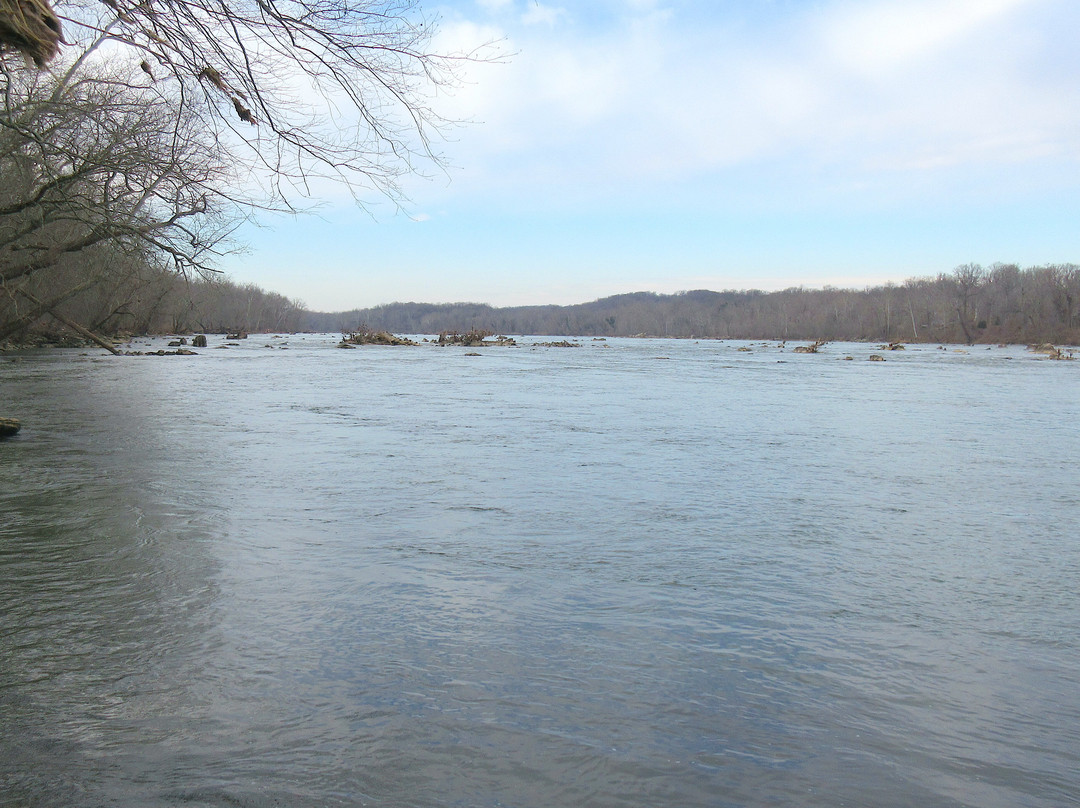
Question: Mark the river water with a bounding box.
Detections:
[1,335,1078,807]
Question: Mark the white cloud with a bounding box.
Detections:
[423,0,1079,210]
[820,0,1036,77]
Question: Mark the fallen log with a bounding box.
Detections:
[14,289,121,355]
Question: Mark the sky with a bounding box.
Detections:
[219,0,1080,311]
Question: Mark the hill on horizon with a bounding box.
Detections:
[301,264,1080,346]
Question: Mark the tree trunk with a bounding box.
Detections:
[16,288,121,354]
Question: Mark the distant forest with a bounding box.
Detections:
[6,262,1078,347]
[306,263,1080,345]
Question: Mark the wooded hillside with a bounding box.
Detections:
[305,264,1080,344]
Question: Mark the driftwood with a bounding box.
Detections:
[1030,343,1074,360]
[0,0,61,66]
[340,329,417,347]
[436,329,515,348]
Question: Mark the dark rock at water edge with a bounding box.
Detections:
[0,417,21,438]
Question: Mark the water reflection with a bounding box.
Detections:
[1,354,229,804]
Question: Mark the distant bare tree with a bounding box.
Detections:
[950,263,986,344]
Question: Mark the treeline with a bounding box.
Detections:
[0,266,306,343]
[306,263,1080,344]
[1,260,306,342]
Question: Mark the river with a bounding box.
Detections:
[1,335,1078,807]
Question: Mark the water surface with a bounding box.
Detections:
[2,337,1078,806]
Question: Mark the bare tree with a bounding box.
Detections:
[0,0,479,343]
[0,56,240,280]
[0,51,249,342]
[42,0,476,207]
[950,263,986,344]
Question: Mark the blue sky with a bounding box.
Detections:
[221,0,1080,310]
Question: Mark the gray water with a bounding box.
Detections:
[1,336,1078,807]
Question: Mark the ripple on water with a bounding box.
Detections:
[1,338,1078,807]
